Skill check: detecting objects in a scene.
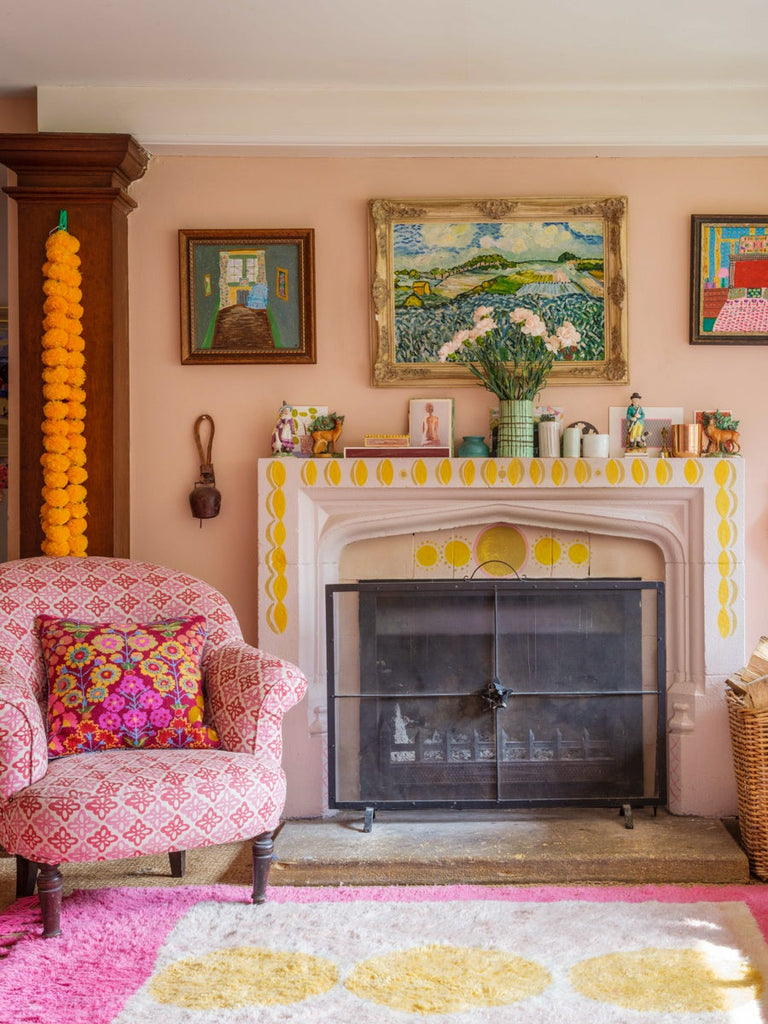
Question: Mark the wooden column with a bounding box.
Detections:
[0,133,148,557]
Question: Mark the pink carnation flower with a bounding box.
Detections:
[554,321,581,349]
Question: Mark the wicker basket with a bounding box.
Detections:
[726,689,768,879]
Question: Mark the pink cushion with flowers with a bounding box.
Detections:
[38,614,221,758]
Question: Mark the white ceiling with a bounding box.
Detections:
[3,0,767,93]
[3,0,768,153]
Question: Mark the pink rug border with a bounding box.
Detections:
[2,882,768,1024]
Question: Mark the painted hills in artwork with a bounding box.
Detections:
[394,251,606,363]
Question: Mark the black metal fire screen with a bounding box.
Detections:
[326,579,666,815]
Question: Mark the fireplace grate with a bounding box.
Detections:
[326,578,665,816]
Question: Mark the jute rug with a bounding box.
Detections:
[2,883,768,1023]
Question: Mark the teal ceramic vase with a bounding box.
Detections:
[457,435,490,457]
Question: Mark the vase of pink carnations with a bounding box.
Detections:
[438,305,581,457]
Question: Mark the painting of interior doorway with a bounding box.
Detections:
[179,229,315,364]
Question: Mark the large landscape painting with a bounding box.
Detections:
[370,197,628,387]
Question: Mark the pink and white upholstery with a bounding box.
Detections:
[0,556,308,937]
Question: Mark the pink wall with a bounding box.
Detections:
[128,154,768,657]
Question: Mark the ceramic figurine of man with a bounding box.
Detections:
[625,392,648,454]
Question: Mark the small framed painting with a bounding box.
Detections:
[408,398,454,453]
[691,215,768,344]
[179,228,315,364]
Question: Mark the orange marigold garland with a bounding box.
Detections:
[40,220,88,557]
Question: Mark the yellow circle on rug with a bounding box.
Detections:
[570,946,763,1013]
[345,943,551,1013]
[149,947,339,1009]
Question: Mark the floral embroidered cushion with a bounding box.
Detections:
[38,615,221,758]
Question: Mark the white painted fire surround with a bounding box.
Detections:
[257,455,745,819]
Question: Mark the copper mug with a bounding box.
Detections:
[671,424,702,458]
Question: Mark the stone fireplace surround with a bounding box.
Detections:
[257,455,744,819]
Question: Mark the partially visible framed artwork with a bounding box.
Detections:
[369,196,628,387]
[691,215,768,344]
[408,398,454,453]
[179,229,315,364]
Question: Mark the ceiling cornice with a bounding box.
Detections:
[37,85,768,157]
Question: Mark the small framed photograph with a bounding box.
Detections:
[408,398,454,453]
[609,406,683,457]
[179,228,315,364]
[691,214,768,344]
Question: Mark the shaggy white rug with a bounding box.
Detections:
[3,884,768,1023]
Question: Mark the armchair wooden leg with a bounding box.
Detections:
[169,850,186,877]
[251,831,274,905]
[37,863,63,939]
[15,855,38,899]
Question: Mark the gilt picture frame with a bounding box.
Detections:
[179,228,316,364]
[690,214,768,345]
[369,196,628,387]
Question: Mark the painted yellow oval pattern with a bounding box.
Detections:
[411,459,428,486]
[654,459,672,486]
[717,518,733,549]
[268,489,286,520]
[718,548,736,575]
[714,459,734,487]
[715,487,734,518]
[300,459,317,486]
[460,460,475,486]
[267,604,288,634]
[481,460,498,486]
[630,459,649,486]
[718,577,733,607]
[271,521,286,547]
[266,546,286,574]
[437,459,453,485]
[267,460,286,488]
[324,460,342,486]
[507,459,524,486]
[574,459,591,485]
[605,459,624,485]
[718,607,735,638]
[551,459,568,487]
[352,460,368,487]
[376,459,394,486]
[529,459,544,486]
[683,459,702,486]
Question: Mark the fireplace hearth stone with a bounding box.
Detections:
[272,808,749,885]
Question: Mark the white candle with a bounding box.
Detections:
[582,433,610,458]
[562,426,581,458]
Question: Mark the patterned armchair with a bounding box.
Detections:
[0,557,307,937]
